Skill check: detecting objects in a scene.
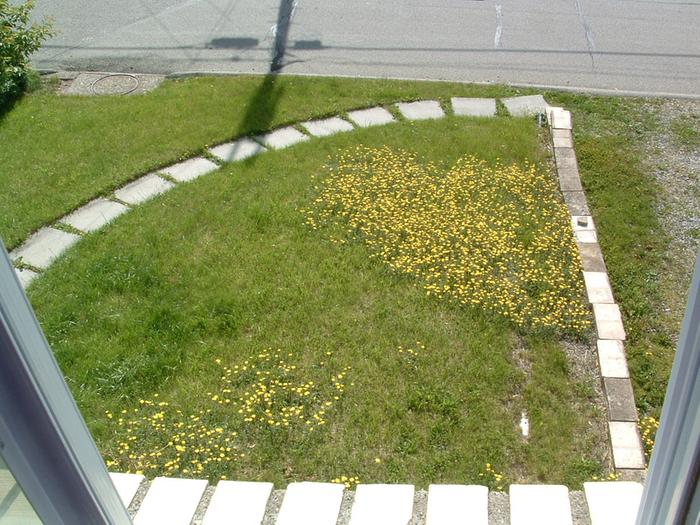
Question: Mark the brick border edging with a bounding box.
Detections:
[547,106,646,477]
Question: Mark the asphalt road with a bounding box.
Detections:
[32,0,700,96]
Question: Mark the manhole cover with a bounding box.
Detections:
[90,74,140,96]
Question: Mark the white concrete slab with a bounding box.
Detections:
[572,216,595,231]
[548,107,573,129]
[160,157,219,182]
[426,484,488,525]
[134,477,208,525]
[60,197,129,233]
[276,482,344,525]
[510,485,572,525]
[451,98,496,117]
[593,303,627,340]
[584,482,643,525]
[9,227,81,270]
[396,100,445,120]
[110,472,144,508]
[347,107,395,127]
[202,480,273,525]
[256,127,309,149]
[609,422,645,469]
[15,267,39,289]
[349,484,415,525]
[597,340,630,378]
[502,95,549,116]
[584,271,615,304]
[553,134,574,148]
[114,173,175,205]
[301,116,354,137]
[575,229,598,243]
[209,138,266,162]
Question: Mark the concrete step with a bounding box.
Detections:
[116,474,643,524]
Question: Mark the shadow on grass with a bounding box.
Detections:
[226,0,297,163]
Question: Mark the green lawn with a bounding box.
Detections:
[3,74,693,481]
[26,116,605,487]
[0,75,525,249]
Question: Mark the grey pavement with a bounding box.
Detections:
[31,0,700,96]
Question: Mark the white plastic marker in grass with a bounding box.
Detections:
[520,411,529,439]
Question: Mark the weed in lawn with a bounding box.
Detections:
[331,475,361,489]
[479,463,507,491]
[104,351,352,478]
[30,117,605,485]
[639,415,660,461]
[305,146,590,333]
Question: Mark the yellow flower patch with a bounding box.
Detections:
[104,351,352,478]
[305,146,590,332]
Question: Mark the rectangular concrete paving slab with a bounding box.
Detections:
[576,229,598,243]
[604,377,638,421]
[597,340,630,378]
[276,482,344,525]
[396,100,445,120]
[9,227,81,270]
[109,472,144,508]
[347,107,395,127]
[426,484,488,525]
[583,482,643,525]
[583,271,615,304]
[559,167,583,192]
[509,485,572,525]
[572,216,597,243]
[609,422,645,469]
[160,157,219,183]
[60,197,129,233]
[555,148,579,170]
[553,134,573,148]
[451,97,496,117]
[201,480,273,525]
[502,95,548,116]
[349,484,415,525]
[301,116,354,137]
[14,267,39,289]
[134,477,208,525]
[548,107,573,130]
[563,191,590,215]
[555,147,577,164]
[256,127,309,149]
[209,137,266,162]
[593,303,627,340]
[114,173,175,205]
[577,242,607,272]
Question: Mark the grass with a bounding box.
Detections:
[671,114,699,149]
[4,74,694,479]
[0,75,527,249]
[27,116,605,486]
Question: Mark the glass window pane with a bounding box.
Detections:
[0,457,42,525]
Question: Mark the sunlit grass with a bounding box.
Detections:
[30,117,606,486]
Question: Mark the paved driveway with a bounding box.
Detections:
[32,0,700,95]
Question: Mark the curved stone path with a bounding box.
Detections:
[8,93,648,522]
[9,94,550,288]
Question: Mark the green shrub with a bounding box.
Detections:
[1,0,53,105]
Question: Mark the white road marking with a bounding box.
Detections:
[494,3,503,49]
